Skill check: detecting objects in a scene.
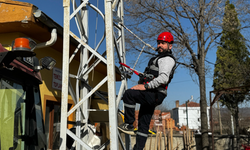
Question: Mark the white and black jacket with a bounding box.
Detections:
[139,51,176,95]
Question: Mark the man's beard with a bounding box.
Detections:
[157,47,169,54]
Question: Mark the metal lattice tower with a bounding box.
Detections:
[59,0,129,149]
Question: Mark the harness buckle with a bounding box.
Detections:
[119,66,133,79]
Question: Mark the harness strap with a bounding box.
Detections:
[142,75,168,90]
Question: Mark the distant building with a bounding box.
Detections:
[172,100,210,130]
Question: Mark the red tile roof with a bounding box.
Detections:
[179,101,200,107]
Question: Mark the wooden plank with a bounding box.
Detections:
[163,125,167,149]
[170,119,173,150]
[149,133,153,150]
[159,132,162,150]
[89,110,109,122]
[154,126,159,150]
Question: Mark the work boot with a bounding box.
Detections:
[118,123,135,135]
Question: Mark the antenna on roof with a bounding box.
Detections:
[188,95,193,103]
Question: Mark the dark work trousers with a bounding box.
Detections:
[123,89,166,150]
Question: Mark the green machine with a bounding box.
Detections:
[0,38,56,150]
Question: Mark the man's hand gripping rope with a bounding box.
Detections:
[119,62,151,90]
[119,62,144,77]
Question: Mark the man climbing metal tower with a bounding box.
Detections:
[118,32,176,150]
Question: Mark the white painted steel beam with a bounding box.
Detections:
[70,31,107,64]
[59,0,70,149]
[67,76,108,117]
[67,129,92,150]
[105,0,119,149]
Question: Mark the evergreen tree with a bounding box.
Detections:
[213,0,250,148]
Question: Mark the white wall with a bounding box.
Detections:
[173,106,210,130]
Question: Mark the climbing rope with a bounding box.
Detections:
[132,45,145,70]
[119,23,157,77]
[119,23,156,51]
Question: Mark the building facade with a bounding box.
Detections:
[173,100,210,130]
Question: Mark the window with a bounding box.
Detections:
[183,110,186,114]
[0,78,26,150]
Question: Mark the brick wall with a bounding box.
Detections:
[133,110,177,132]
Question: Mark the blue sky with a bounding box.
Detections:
[18,0,217,109]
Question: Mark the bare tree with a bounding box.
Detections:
[123,0,250,149]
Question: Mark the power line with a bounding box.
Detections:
[171,80,193,84]
[205,59,215,65]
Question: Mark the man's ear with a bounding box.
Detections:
[169,44,173,50]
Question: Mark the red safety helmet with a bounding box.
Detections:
[157,32,174,44]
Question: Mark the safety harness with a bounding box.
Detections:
[138,51,176,91]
